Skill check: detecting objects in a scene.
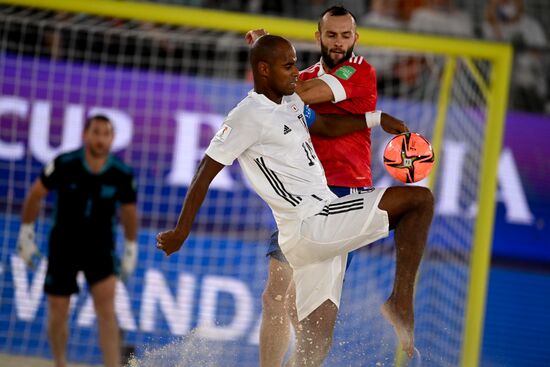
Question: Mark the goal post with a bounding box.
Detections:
[0,1,512,366]
[462,44,511,367]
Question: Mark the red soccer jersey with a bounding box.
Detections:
[300,55,377,187]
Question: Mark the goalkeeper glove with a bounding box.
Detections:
[17,223,42,269]
[121,239,137,280]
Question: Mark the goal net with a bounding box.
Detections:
[0,2,510,367]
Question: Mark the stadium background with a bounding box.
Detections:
[0,0,549,366]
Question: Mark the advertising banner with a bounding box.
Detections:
[1,54,548,365]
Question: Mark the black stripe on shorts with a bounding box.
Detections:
[317,198,364,216]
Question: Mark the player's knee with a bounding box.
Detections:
[317,325,335,344]
[262,286,288,312]
[296,322,335,349]
[295,333,333,361]
[419,186,434,207]
[94,302,117,321]
[48,310,69,325]
[47,299,70,323]
[313,332,334,352]
[422,188,434,215]
[410,186,434,212]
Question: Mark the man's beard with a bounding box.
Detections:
[320,41,354,69]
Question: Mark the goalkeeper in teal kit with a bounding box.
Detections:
[16,115,138,367]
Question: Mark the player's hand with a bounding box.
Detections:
[245,29,268,46]
[121,239,137,280]
[156,229,187,256]
[16,223,42,269]
[381,112,409,135]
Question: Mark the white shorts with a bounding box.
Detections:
[281,189,389,320]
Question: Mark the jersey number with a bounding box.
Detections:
[302,141,316,166]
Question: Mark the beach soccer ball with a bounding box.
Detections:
[383,132,435,183]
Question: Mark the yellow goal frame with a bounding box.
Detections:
[0,1,512,365]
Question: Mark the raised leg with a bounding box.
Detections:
[378,186,434,357]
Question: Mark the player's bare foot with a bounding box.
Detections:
[380,300,415,358]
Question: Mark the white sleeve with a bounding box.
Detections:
[318,73,347,103]
[205,107,261,166]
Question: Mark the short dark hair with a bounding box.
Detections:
[249,34,292,68]
[318,5,357,31]
[84,114,112,131]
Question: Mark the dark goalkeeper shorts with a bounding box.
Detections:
[44,243,119,296]
[266,185,375,268]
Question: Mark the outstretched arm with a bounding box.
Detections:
[380,113,409,134]
[309,113,367,137]
[295,79,335,105]
[308,109,408,138]
[156,155,225,256]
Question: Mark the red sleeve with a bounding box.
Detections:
[330,59,377,102]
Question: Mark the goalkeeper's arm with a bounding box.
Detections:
[18,179,49,267]
[21,179,48,223]
[120,203,139,279]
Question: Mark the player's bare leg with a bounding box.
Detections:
[284,280,300,343]
[47,295,71,367]
[260,258,294,367]
[90,275,120,367]
[378,186,434,358]
[286,300,338,367]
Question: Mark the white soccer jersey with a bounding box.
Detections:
[206,90,390,321]
[206,91,337,246]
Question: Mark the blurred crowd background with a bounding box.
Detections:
[1,0,549,114]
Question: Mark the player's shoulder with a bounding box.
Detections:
[300,62,322,80]
[56,148,82,165]
[232,92,277,121]
[108,155,134,176]
[284,93,304,109]
[235,92,262,111]
[331,56,375,79]
[227,94,262,123]
[347,55,371,67]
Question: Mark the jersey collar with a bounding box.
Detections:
[248,90,277,106]
[80,148,113,175]
[318,52,356,76]
[248,90,298,106]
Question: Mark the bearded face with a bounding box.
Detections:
[84,120,114,159]
[319,39,355,69]
[316,13,358,70]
